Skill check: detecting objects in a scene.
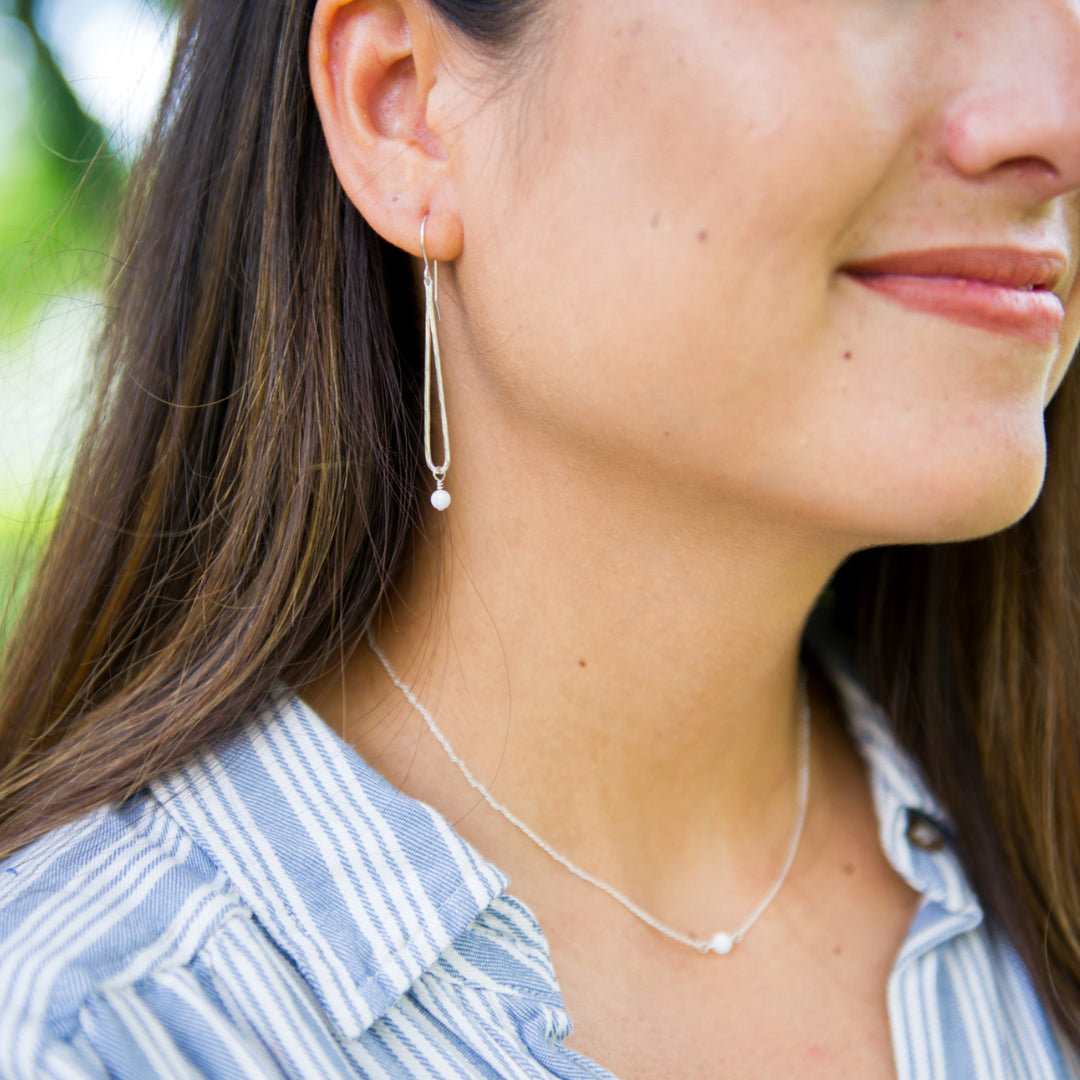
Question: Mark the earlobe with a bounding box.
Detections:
[308,0,463,260]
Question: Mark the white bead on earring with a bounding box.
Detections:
[421,216,451,511]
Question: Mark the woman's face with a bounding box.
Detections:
[446,0,1080,544]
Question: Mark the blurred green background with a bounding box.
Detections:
[0,0,176,635]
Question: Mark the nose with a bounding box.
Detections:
[941,1,1080,201]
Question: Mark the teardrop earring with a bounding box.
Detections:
[421,216,451,511]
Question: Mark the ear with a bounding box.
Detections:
[309,0,464,261]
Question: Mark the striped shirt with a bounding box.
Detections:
[0,672,1076,1079]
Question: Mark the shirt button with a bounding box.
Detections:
[906,810,947,853]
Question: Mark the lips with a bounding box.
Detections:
[841,247,1069,345]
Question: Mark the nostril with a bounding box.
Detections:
[1000,156,1061,180]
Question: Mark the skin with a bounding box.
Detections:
[306,1,1080,1076]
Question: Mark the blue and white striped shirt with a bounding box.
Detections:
[0,673,1076,1079]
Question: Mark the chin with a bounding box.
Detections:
[901,454,1047,545]
[876,395,1055,543]
[835,422,1049,547]
[931,488,1043,543]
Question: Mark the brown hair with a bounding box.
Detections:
[1,0,1078,1046]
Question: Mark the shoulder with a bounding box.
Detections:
[0,690,510,1080]
[0,792,250,1079]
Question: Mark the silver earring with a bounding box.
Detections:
[421,216,451,511]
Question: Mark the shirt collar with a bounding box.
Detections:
[151,688,508,1042]
[827,663,983,923]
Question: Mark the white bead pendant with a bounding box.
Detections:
[708,932,735,955]
[430,488,451,511]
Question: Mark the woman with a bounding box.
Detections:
[0,0,1078,1075]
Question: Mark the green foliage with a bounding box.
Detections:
[0,139,116,334]
[1,6,120,333]
[0,1,158,638]
[0,508,43,654]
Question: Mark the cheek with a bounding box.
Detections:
[458,46,901,438]
[469,0,911,282]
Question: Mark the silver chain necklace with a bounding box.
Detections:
[368,632,811,956]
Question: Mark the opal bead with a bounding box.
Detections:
[430,489,451,511]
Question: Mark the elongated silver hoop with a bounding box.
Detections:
[420,216,451,511]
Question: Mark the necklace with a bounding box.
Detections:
[368,632,811,956]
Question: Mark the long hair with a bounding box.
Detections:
[0,0,1077,1044]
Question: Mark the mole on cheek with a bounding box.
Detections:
[697,229,708,242]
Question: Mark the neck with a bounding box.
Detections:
[304,411,855,926]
